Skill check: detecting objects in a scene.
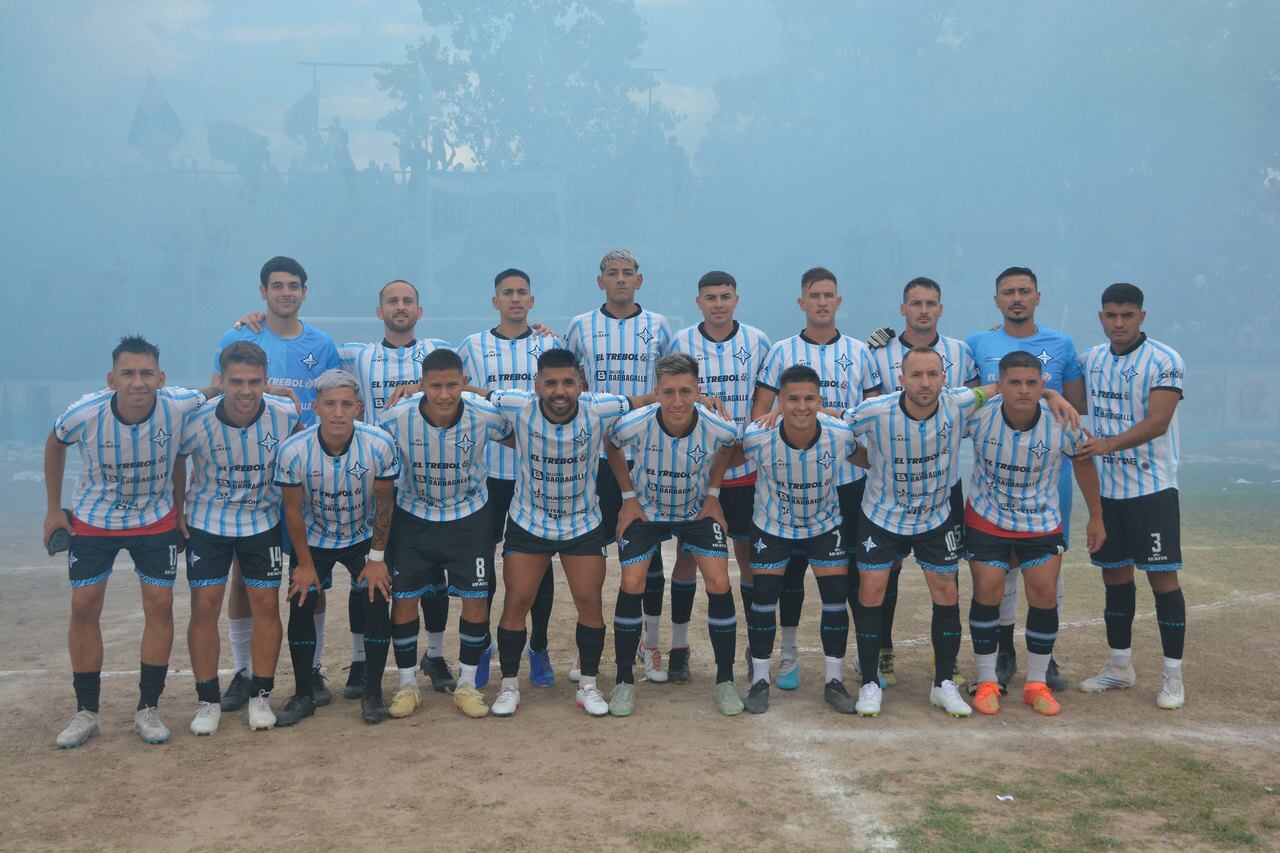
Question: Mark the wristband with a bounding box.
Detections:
[367,549,385,562]
[621,490,637,500]
[706,487,721,497]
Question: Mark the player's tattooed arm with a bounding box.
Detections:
[359,478,396,602]
[282,486,320,605]
[1076,388,1179,459]
[42,430,72,549]
[1070,454,1107,554]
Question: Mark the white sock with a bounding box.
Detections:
[458,663,478,689]
[426,631,445,659]
[398,667,416,687]
[643,614,660,648]
[501,676,519,692]
[752,656,772,684]
[780,626,798,657]
[975,652,997,683]
[823,655,843,683]
[1162,657,1182,679]
[229,617,254,673]
[671,622,689,649]
[1110,647,1132,668]
[1056,573,1066,610]
[312,614,326,668]
[579,674,597,691]
[351,633,366,663]
[1027,652,1051,684]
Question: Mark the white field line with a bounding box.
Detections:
[775,722,1280,750]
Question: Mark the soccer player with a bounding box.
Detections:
[565,249,674,682]
[605,353,743,716]
[964,351,1106,716]
[966,266,1084,691]
[273,369,401,725]
[751,267,879,692]
[864,276,978,686]
[457,268,564,688]
[665,271,772,683]
[44,336,206,747]
[1073,283,1188,709]
[215,256,342,713]
[178,342,301,734]
[740,365,860,715]
[379,349,512,719]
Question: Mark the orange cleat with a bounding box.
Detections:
[1023,681,1061,716]
[973,681,1001,715]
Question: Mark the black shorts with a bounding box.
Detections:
[620,518,728,567]
[503,518,610,558]
[948,481,965,534]
[964,526,1065,572]
[388,506,493,600]
[299,539,370,592]
[720,482,756,541]
[749,525,847,572]
[68,526,181,589]
[486,477,515,542]
[1091,488,1182,572]
[186,525,284,589]
[857,512,961,574]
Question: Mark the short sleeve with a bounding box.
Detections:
[959,342,979,384]
[319,338,341,372]
[338,343,361,371]
[468,395,513,441]
[1153,349,1185,395]
[164,386,207,415]
[608,409,647,450]
[489,388,535,416]
[756,344,784,391]
[657,316,675,355]
[741,424,769,453]
[948,386,981,415]
[54,394,101,445]
[565,316,586,359]
[457,338,479,384]
[859,348,880,392]
[585,392,631,427]
[375,437,401,480]
[274,444,303,487]
[177,408,205,456]
[1060,424,1086,457]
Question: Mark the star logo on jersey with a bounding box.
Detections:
[637,328,655,346]
[862,536,876,552]
[456,435,475,454]
[151,428,171,448]
[348,460,368,478]
[818,451,835,468]
[259,433,278,452]
[942,353,954,372]
[753,538,767,554]
[935,423,951,443]
[574,429,590,446]
[734,346,751,364]
[411,345,425,362]
[835,353,853,370]
[1036,350,1053,365]
[617,537,629,551]
[687,445,707,465]
[302,352,319,371]
[1030,440,1049,458]
[1121,366,1139,380]
[528,343,543,358]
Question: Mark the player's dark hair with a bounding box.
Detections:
[800,266,837,294]
[778,364,821,392]
[494,268,531,289]
[697,270,737,290]
[1101,282,1144,308]
[537,347,581,373]
[901,346,944,372]
[422,348,463,375]
[219,341,268,374]
[654,353,699,382]
[378,279,419,301]
[260,256,308,287]
[998,350,1043,375]
[112,335,160,364]
[995,266,1037,290]
[903,276,941,302]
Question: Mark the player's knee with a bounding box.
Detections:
[190,590,223,624]
[1147,570,1180,594]
[672,553,697,582]
[390,598,419,621]
[1103,565,1135,585]
[856,571,888,606]
[703,570,730,596]
[246,588,281,624]
[460,597,488,623]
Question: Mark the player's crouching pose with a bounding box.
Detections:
[274,369,401,726]
[379,350,512,719]
[964,351,1105,716]
[605,353,743,716]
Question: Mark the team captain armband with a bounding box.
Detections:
[972,387,989,407]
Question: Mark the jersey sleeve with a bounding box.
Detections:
[656,316,675,355]
[564,316,586,360]
[1152,347,1186,395]
[457,337,480,384]
[842,398,880,438]
[318,336,342,372]
[585,392,631,426]
[489,388,535,416]
[274,442,303,487]
[608,407,648,450]
[53,393,101,445]
[833,419,859,456]
[958,341,979,384]
[705,410,740,449]
[468,395,513,441]
[756,343,784,391]
[1060,337,1083,383]
[948,386,982,415]
[1060,423,1087,457]
[162,386,207,415]
[338,342,362,371]
[859,347,880,392]
[177,406,208,456]
[374,435,401,480]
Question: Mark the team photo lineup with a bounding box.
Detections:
[43,249,1190,748]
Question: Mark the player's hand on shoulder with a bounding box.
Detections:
[266,385,302,413]
[383,385,417,410]
[698,394,729,420]
[865,327,896,350]
[234,311,268,332]
[1044,391,1080,431]
[754,408,782,430]
[530,322,559,339]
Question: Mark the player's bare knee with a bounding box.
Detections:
[460,597,488,623]
[246,587,281,624]
[1147,570,1180,594]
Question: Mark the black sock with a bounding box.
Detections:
[250,674,274,696]
[288,591,319,696]
[853,602,882,686]
[195,677,220,704]
[932,603,962,686]
[997,623,1016,656]
[613,590,644,683]
[392,617,420,671]
[363,590,392,695]
[816,574,850,662]
[1025,605,1058,657]
[1104,580,1137,650]
[779,552,807,629]
[576,622,606,678]
[529,566,554,653]
[738,580,754,625]
[497,626,527,679]
[459,617,489,667]
[642,549,665,617]
[881,567,901,649]
[968,601,1000,657]
[422,588,449,634]
[671,576,697,629]
[747,573,782,663]
[137,662,167,710]
[1153,587,1186,660]
[347,586,365,636]
[707,591,737,683]
[73,671,101,713]
[485,552,497,617]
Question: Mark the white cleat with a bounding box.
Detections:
[569,656,582,683]
[491,685,521,717]
[575,684,609,717]
[247,692,276,730]
[637,643,668,683]
[930,680,972,717]
[856,682,883,717]
[1077,661,1137,693]
[56,710,100,749]
[133,707,171,744]
[1156,676,1185,710]
[190,701,221,736]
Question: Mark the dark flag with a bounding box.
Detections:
[128,73,184,166]
[208,119,267,166]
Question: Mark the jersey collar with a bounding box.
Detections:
[419,396,465,430]
[215,397,266,429]
[600,303,643,321]
[697,320,740,343]
[381,338,415,350]
[780,419,822,450]
[490,327,533,341]
[1000,401,1042,431]
[319,429,355,458]
[656,406,698,438]
[1109,332,1147,357]
[898,331,940,348]
[897,392,939,423]
[109,393,157,426]
[799,329,842,346]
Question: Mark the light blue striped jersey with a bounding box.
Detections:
[741,413,858,539]
[178,394,300,536]
[608,402,739,522]
[965,324,1082,392]
[869,333,977,393]
[457,328,563,481]
[215,322,340,427]
[1079,334,1183,499]
[489,389,631,540]
[844,388,984,535]
[966,400,1085,533]
[379,392,512,522]
[668,321,772,479]
[757,331,879,485]
[566,304,673,396]
[54,386,206,530]
[337,337,452,418]
[274,421,401,549]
